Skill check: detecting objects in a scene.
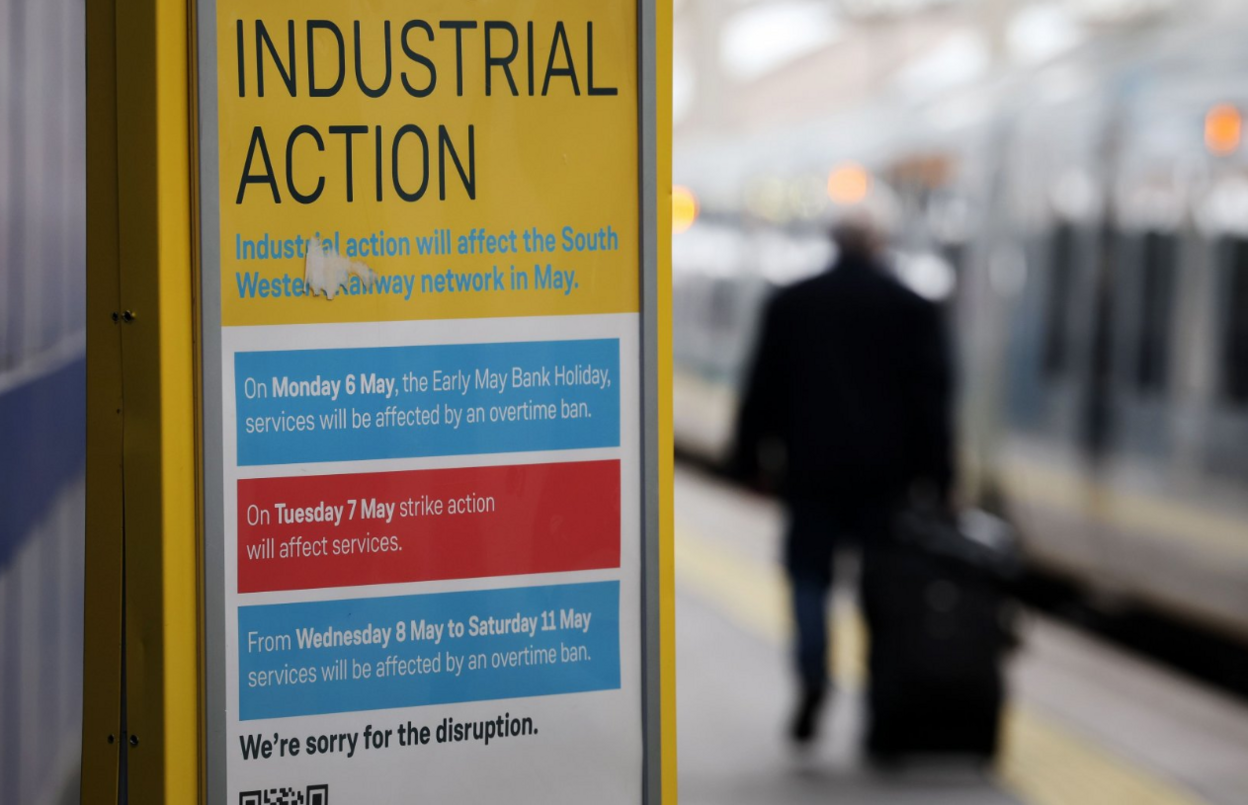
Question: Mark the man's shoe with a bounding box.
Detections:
[789,688,825,744]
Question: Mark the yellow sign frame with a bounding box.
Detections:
[83,0,674,802]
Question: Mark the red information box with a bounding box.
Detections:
[237,460,620,593]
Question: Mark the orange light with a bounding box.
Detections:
[1206,104,1243,156]
[827,162,871,205]
[672,185,699,234]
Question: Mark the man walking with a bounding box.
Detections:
[730,217,954,744]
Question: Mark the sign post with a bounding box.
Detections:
[197,2,673,803]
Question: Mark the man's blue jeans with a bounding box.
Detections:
[785,500,881,695]
[791,574,831,694]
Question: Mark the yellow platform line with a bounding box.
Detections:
[675,524,1209,805]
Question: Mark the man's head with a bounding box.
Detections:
[831,214,885,262]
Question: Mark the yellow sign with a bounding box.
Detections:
[82,0,672,802]
[217,1,639,326]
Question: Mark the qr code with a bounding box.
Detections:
[239,784,328,805]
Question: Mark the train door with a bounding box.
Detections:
[1060,96,1182,600]
[1103,226,1181,459]
[996,97,1114,579]
[1082,167,1183,603]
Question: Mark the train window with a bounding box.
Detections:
[1042,223,1076,378]
[1134,231,1178,393]
[1222,238,1248,405]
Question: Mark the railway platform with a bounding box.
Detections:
[674,465,1248,805]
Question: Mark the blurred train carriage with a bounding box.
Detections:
[0,0,87,801]
[672,14,1248,643]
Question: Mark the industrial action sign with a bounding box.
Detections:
[196,1,657,801]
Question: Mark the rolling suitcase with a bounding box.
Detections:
[860,508,1018,762]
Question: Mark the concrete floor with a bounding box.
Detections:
[673,464,1248,805]
[676,587,1016,804]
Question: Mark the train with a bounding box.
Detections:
[0,0,87,802]
[671,9,1248,643]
